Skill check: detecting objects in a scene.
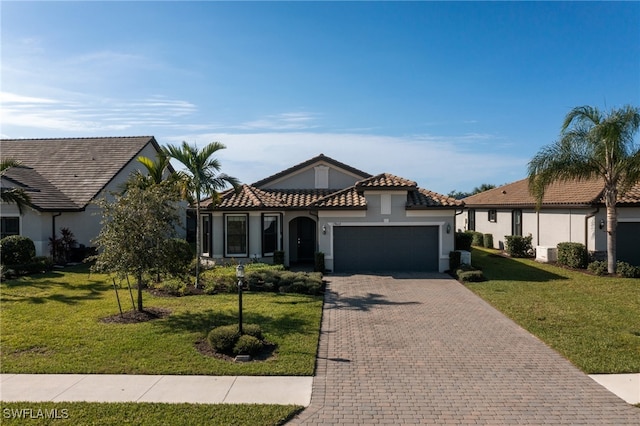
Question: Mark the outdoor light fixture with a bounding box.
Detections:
[446,223,451,234]
[236,264,245,334]
[322,225,326,234]
[599,219,605,230]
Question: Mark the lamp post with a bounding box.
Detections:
[236,264,245,334]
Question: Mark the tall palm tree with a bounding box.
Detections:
[123,152,187,196]
[528,105,640,274]
[164,141,239,287]
[1,159,31,213]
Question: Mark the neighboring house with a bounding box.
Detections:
[460,178,640,266]
[199,154,462,273]
[0,136,179,257]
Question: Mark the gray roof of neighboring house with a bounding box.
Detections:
[0,136,159,211]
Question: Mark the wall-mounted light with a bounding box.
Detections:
[599,219,605,230]
[446,223,451,234]
[322,225,326,234]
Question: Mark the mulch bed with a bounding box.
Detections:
[100,307,171,324]
[194,339,277,362]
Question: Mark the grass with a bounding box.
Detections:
[0,264,323,375]
[0,402,302,425]
[466,247,640,374]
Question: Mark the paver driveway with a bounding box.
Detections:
[290,274,639,425]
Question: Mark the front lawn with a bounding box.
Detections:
[0,265,323,375]
[0,402,302,426]
[467,247,640,374]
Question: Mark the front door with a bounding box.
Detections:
[290,217,316,263]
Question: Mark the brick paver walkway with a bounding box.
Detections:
[290,274,639,425]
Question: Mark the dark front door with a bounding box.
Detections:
[290,217,316,263]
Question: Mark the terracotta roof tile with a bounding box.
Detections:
[356,173,417,190]
[311,187,367,209]
[210,187,336,210]
[461,177,640,207]
[408,188,463,208]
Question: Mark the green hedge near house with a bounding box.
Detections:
[483,233,494,248]
[504,235,533,258]
[557,242,588,269]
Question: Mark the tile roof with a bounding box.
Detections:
[408,188,463,208]
[2,166,78,210]
[311,187,368,209]
[1,136,158,211]
[251,153,371,187]
[207,187,336,210]
[462,177,640,207]
[355,173,417,191]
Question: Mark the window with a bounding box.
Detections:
[468,209,476,231]
[512,209,522,236]
[488,210,497,223]
[225,214,248,256]
[262,214,281,256]
[201,215,211,255]
[1,217,19,239]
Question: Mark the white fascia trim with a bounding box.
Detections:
[318,210,367,218]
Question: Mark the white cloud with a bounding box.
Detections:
[239,112,320,130]
[163,131,528,194]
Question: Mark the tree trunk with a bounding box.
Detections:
[605,191,618,275]
[194,197,201,289]
[137,273,144,312]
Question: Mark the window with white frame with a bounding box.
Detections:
[225,214,248,256]
[262,214,280,256]
[488,209,497,223]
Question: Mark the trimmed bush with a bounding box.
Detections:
[616,261,640,278]
[483,233,494,248]
[455,232,473,251]
[504,235,533,258]
[470,231,484,247]
[449,251,461,271]
[557,242,588,269]
[587,260,608,276]
[207,325,240,354]
[234,335,263,356]
[0,235,36,265]
[455,264,485,282]
[242,323,264,341]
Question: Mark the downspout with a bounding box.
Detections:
[585,207,600,253]
[52,212,62,259]
[454,208,464,232]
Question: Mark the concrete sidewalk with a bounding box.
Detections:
[590,373,640,405]
[0,374,313,406]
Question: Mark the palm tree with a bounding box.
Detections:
[123,152,188,197]
[1,159,31,213]
[164,141,240,287]
[528,105,640,274]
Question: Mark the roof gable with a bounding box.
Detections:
[0,136,159,211]
[252,153,371,189]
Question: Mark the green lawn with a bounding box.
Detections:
[0,265,323,375]
[467,247,640,374]
[0,402,302,426]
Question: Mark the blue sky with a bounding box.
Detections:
[2,1,639,194]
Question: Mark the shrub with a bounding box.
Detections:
[449,251,461,271]
[242,323,264,341]
[234,335,263,356]
[314,252,325,273]
[504,235,533,258]
[557,242,588,269]
[273,250,285,265]
[207,325,240,354]
[483,233,494,248]
[455,264,485,282]
[616,261,640,278]
[470,231,484,247]
[1,235,36,265]
[162,238,194,276]
[455,232,473,251]
[587,260,608,276]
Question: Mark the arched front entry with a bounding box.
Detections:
[289,216,316,264]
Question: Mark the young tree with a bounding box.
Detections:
[1,159,32,213]
[528,105,640,274]
[91,183,182,311]
[164,141,239,287]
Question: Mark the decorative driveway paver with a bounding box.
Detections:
[291,274,639,425]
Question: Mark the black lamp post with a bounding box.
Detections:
[236,264,245,334]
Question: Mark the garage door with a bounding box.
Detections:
[617,222,640,266]
[333,226,439,272]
